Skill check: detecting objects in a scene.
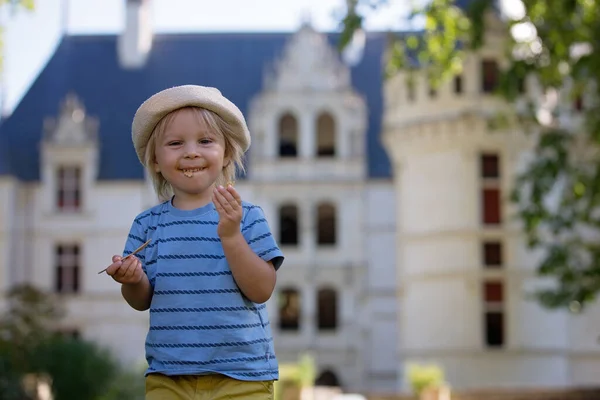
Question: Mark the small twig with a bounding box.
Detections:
[97,239,151,274]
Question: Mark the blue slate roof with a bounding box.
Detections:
[0,31,393,181]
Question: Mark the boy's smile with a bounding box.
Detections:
[181,167,206,178]
[153,107,228,208]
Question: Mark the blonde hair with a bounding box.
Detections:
[144,106,246,202]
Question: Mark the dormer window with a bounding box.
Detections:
[317,202,337,245]
[279,204,299,245]
[247,25,367,173]
[454,75,463,94]
[316,112,336,157]
[279,113,298,157]
[40,92,99,216]
[481,59,499,93]
[56,166,82,212]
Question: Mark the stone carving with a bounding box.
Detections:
[264,22,351,92]
[43,92,98,146]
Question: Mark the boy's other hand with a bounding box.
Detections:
[106,255,144,285]
[214,184,243,238]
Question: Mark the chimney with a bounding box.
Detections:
[118,0,153,69]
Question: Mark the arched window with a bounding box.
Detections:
[316,112,335,157]
[317,287,337,331]
[278,288,300,331]
[279,204,299,246]
[315,369,341,387]
[279,113,298,157]
[317,203,336,245]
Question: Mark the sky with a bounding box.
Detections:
[2,0,418,114]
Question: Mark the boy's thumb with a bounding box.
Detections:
[112,255,122,263]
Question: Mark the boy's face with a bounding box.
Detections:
[154,108,227,202]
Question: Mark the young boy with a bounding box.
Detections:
[103,85,284,400]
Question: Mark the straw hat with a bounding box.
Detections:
[131,85,251,166]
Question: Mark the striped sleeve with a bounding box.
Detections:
[242,205,284,270]
[122,214,152,287]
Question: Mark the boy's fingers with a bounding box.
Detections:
[124,260,137,279]
[106,262,121,276]
[134,260,143,278]
[122,257,134,273]
[227,186,242,205]
[220,188,237,206]
[126,257,142,278]
[215,189,234,211]
[213,192,224,213]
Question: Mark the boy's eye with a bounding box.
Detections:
[168,141,182,146]
[200,139,212,144]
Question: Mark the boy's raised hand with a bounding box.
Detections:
[105,255,144,285]
[213,184,243,238]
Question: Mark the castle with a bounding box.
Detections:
[0,0,598,395]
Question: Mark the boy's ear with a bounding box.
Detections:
[222,155,231,169]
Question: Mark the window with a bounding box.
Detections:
[485,312,504,347]
[480,154,499,178]
[56,166,82,212]
[480,154,502,226]
[317,287,337,330]
[317,203,336,245]
[55,244,80,294]
[483,281,504,347]
[278,288,300,331]
[482,189,501,224]
[278,113,298,157]
[485,281,503,302]
[428,84,437,98]
[279,204,299,246]
[481,59,499,93]
[454,75,463,94]
[483,242,502,267]
[316,112,336,157]
[315,370,341,387]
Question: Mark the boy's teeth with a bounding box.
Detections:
[182,168,203,178]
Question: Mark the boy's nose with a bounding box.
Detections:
[183,143,202,158]
[183,151,200,159]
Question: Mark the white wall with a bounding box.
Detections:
[0,178,18,302]
[14,179,149,368]
[362,181,398,393]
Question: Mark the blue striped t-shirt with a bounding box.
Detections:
[122,198,284,381]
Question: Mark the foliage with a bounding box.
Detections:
[96,367,146,400]
[0,341,27,400]
[405,363,446,396]
[3,0,34,9]
[339,0,600,311]
[29,335,120,400]
[0,284,65,384]
[1,284,64,339]
[275,354,317,400]
[0,284,143,400]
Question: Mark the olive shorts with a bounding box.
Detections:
[145,373,274,400]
